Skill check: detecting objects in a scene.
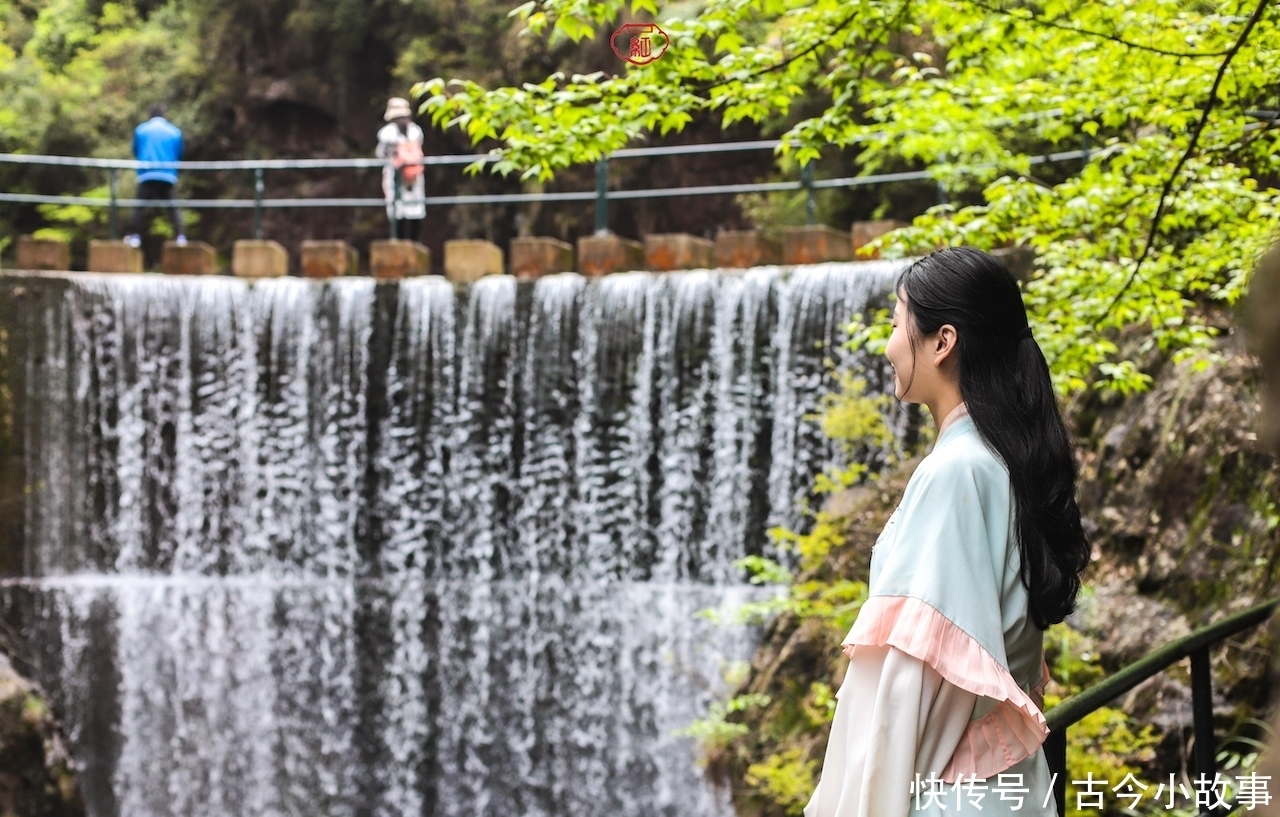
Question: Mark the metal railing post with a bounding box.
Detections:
[390,167,400,240]
[108,169,119,240]
[802,162,815,225]
[1190,646,1216,815]
[936,180,948,206]
[594,158,609,235]
[253,168,264,240]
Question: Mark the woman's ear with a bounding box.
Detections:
[933,324,959,367]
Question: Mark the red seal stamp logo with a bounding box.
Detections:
[610,22,669,66]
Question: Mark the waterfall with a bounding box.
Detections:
[0,262,901,817]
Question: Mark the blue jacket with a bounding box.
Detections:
[132,117,183,184]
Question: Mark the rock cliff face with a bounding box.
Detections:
[712,332,1280,816]
[1073,343,1276,620]
[1067,339,1277,726]
[0,649,83,817]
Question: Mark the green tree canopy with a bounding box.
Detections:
[417,0,1280,394]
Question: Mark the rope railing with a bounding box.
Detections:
[0,138,796,171]
[0,104,1081,170]
[0,138,795,171]
[1044,597,1279,816]
[0,152,493,170]
[5,106,1258,238]
[0,142,1095,234]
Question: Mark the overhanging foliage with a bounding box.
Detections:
[417,0,1280,394]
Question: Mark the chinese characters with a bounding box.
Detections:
[907,771,1271,811]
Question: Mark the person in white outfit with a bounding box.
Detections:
[376,97,427,243]
[804,247,1091,817]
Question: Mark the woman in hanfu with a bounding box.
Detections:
[804,247,1091,817]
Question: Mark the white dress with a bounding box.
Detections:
[804,404,1058,817]
[376,121,426,220]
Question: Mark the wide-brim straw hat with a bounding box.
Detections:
[384,97,412,121]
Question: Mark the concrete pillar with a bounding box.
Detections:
[87,240,143,273]
[511,237,574,280]
[444,239,504,283]
[232,240,289,278]
[15,236,70,271]
[576,234,643,277]
[851,220,906,259]
[782,225,852,265]
[370,240,431,279]
[714,230,781,269]
[644,233,714,272]
[161,241,220,275]
[301,241,359,278]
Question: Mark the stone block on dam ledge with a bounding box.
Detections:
[643,233,714,272]
[576,233,643,276]
[783,225,852,265]
[161,241,220,275]
[444,239,504,283]
[301,240,360,278]
[15,235,71,271]
[510,237,574,279]
[232,240,289,278]
[370,239,431,279]
[715,230,781,269]
[87,240,144,273]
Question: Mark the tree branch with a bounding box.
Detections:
[962,0,1234,58]
[752,6,864,79]
[1101,0,1271,319]
[683,5,865,95]
[691,0,909,94]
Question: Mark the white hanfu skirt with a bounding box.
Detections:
[803,645,1058,817]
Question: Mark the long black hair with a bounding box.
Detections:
[896,246,1090,629]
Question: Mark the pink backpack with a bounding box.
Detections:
[396,139,424,183]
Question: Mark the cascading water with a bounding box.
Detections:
[0,262,901,817]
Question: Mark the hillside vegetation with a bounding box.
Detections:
[0,0,907,266]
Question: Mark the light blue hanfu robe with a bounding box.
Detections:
[804,405,1058,817]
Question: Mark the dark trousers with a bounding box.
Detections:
[129,180,183,236]
[394,218,421,243]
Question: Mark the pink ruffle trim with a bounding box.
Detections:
[843,595,1050,782]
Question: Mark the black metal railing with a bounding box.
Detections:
[1044,597,1278,816]
[3,115,1270,242]
[0,142,1094,242]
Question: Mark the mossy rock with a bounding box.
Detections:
[0,653,83,817]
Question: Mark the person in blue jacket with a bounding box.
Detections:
[125,104,186,248]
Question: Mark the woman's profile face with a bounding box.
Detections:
[886,291,914,401]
